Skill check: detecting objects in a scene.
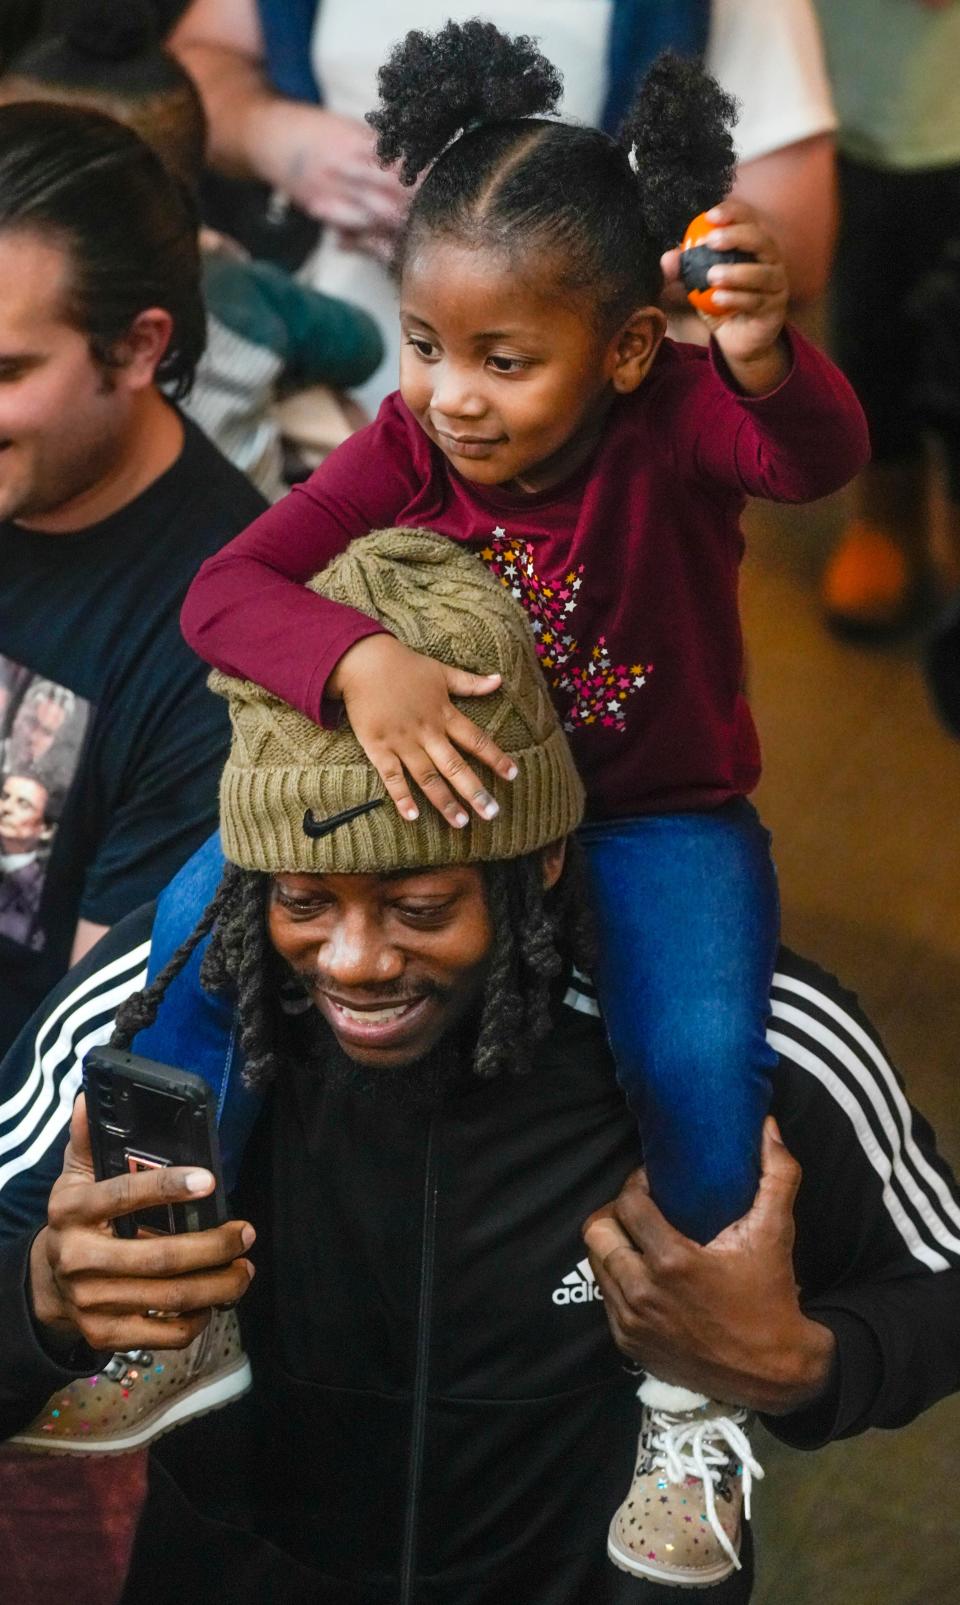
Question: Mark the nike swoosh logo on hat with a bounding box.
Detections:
[302,799,385,838]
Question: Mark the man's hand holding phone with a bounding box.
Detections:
[29,1095,256,1354]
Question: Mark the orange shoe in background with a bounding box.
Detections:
[821,520,925,636]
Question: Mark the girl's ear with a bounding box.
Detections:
[609,308,667,394]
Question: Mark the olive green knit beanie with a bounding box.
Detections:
[210,528,585,873]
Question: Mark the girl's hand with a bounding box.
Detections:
[328,635,517,828]
[661,199,790,395]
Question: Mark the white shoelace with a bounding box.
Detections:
[645,1406,765,1571]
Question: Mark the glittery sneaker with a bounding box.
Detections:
[607,1383,764,1587]
[10,1307,251,1454]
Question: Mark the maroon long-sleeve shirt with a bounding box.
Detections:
[182,330,868,820]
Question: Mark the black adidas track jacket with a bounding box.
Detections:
[0,908,958,1604]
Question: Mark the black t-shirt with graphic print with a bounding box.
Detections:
[0,412,265,1049]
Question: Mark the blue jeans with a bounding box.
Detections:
[579,800,779,1245]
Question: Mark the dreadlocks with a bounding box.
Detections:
[110,861,278,1087]
[110,848,595,1090]
[473,847,594,1079]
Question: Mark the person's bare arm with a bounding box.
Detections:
[731,132,837,307]
[70,919,109,968]
[170,0,271,177]
[170,0,405,232]
[582,1121,836,1415]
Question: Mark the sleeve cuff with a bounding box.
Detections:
[305,619,391,727]
[762,1307,885,1450]
[708,327,798,403]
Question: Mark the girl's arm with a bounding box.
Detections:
[660,200,870,501]
[181,412,517,827]
[181,415,411,724]
[706,326,870,504]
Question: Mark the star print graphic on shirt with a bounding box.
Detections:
[480,526,653,733]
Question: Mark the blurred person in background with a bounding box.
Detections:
[171,0,839,411]
[815,0,960,637]
[0,94,270,1605]
[0,0,189,61]
[0,101,267,1050]
[0,0,384,500]
[926,592,960,735]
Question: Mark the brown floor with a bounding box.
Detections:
[741,481,960,1604]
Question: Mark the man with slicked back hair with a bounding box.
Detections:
[0,101,266,1052]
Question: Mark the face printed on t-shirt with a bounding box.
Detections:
[0,659,89,953]
[0,772,48,851]
[7,691,69,769]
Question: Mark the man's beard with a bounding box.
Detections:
[284,989,482,1115]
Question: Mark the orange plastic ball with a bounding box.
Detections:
[679,211,754,318]
[682,212,714,250]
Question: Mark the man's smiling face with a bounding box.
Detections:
[267,865,494,1069]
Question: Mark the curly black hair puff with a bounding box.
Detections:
[620,52,738,253]
[110,847,594,1092]
[371,25,738,326]
[367,20,562,187]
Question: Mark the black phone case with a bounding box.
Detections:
[83,1047,227,1238]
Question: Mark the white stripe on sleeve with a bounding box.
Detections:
[0,941,149,1188]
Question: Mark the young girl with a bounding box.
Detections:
[182,22,869,1586]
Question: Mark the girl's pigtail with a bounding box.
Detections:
[619,53,738,252]
[367,20,562,187]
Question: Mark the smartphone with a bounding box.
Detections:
[83,1047,227,1239]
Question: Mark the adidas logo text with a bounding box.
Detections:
[551,1257,603,1305]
